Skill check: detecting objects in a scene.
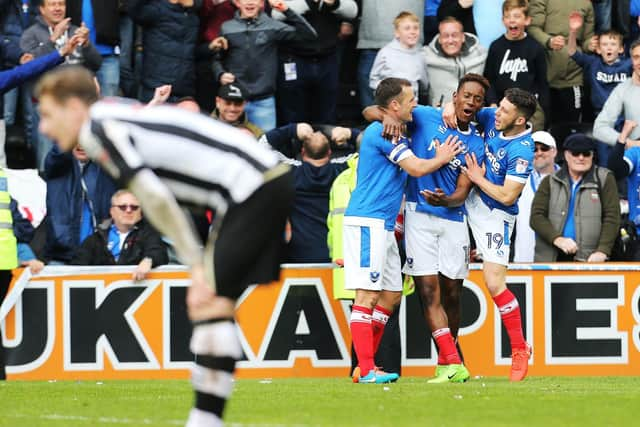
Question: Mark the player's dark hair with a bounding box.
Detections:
[457,73,490,94]
[504,88,537,121]
[35,66,99,106]
[374,77,412,108]
[631,38,640,52]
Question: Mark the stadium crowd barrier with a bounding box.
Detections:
[2,263,639,380]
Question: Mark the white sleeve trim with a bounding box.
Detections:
[505,175,527,184]
[393,148,414,164]
[387,143,410,163]
[624,156,634,173]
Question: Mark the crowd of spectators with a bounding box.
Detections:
[1,0,640,270]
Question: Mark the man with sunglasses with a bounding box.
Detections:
[71,189,169,281]
[513,131,559,262]
[530,134,620,262]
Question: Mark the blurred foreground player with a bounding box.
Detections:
[35,66,294,427]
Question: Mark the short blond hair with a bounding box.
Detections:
[35,66,99,106]
[394,11,420,29]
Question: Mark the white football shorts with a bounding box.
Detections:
[343,216,403,292]
[402,205,470,279]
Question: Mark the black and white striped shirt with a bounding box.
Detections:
[79,100,282,210]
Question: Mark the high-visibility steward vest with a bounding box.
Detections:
[0,169,18,270]
[327,155,358,300]
[327,157,415,299]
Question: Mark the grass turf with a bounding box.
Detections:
[1,376,639,427]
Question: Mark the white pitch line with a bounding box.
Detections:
[7,414,314,427]
[6,413,184,425]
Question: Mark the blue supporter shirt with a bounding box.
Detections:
[345,122,413,230]
[624,147,640,225]
[405,105,485,222]
[476,108,534,215]
[570,52,631,112]
[562,179,582,240]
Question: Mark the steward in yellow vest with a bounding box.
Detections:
[0,169,17,270]
[1,168,18,380]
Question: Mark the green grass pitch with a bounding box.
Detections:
[1,376,639,426]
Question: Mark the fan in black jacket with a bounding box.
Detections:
[71,189,169,280]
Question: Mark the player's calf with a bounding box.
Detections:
[186,318,242,427]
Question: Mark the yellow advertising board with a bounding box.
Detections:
[2,264,639,380]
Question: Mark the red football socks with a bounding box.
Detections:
[372,305,392,354]
[493,289,526,351]
[433,327,461,365]
[350,305,375,374]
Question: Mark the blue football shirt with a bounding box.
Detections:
[345,122,413,230]
[405,105,485,222]
[476,108,534,215]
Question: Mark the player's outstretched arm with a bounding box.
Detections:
[399,134,462,177]
[461,153,524,205]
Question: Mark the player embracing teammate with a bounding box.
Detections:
[459,87,536,381]
[354,74,537,383]
[343,77,462,384]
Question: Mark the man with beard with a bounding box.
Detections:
[460,87,537,381]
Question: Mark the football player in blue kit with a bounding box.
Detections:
[344,77,462,384]
[364,73,490,384]
[459,87,537,381]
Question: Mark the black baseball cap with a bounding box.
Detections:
[218,83,247,101]
[563,133,596,152]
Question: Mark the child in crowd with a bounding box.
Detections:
[369,11,429,103]
[568,11,632,165]
[483,0,548,130]
[212,0,316,131]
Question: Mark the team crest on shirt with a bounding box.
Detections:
[515,158,529,174]
[370,271,381,283]
[488,129,496,138]
[406,258,414,268]
[497,148,507,160]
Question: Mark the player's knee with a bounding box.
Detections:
[354,290,379,309]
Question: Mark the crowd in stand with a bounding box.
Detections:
[1,0,640,274]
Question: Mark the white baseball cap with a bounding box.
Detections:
[531,131,556,148]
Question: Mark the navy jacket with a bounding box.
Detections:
[262,123,357,262]
[1,0,38,67]
[129,0,202,100]
[44,146,117,263]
